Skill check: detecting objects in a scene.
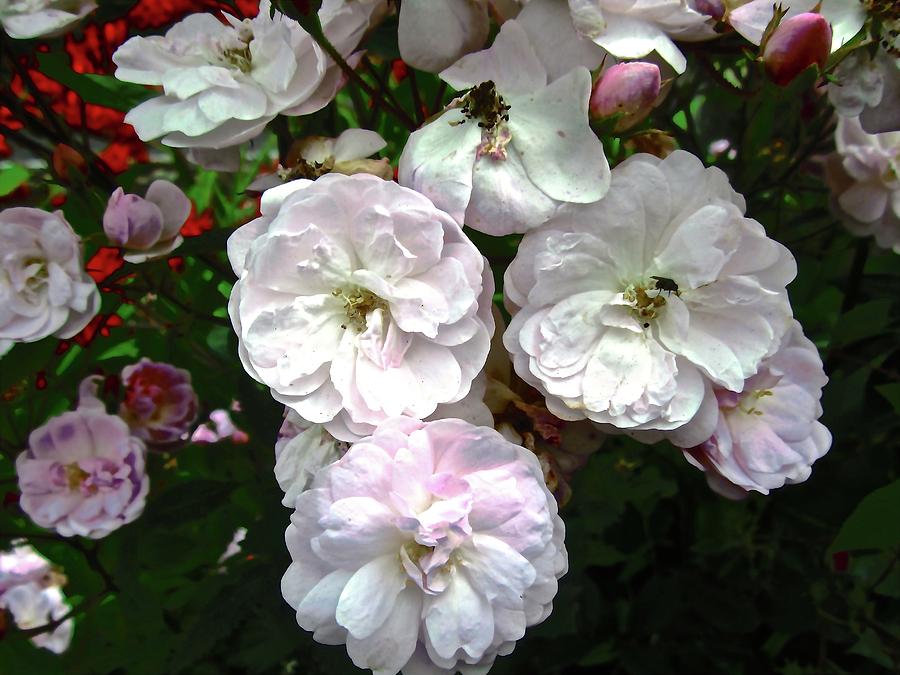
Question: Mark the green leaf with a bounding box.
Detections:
[829,480,900,554]
[876,383,900,413]
[830,300,893,347]
[36,52,150,112]
[0,164,29,196]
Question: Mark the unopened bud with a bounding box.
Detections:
[589,62,661,132]
[763,13,832,87]
[694,0,724,20]
[103,189,163,249]
[102,180,190,263]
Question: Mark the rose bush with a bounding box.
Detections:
[0,0,898,673]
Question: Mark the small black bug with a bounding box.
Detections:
[650,276,679,296]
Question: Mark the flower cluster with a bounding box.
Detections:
[6,0,881,669]
[13,357,198,540]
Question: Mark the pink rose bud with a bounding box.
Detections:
[694,0,724,20]
[589,62,662,132]
[120,358,199,445]
[103,189,163,248]
[763,13,832,87]
[102,180,190,263]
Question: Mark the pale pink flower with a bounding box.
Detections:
[103,180,191,264]
[16,409,149,539]
[682,322,831,498]
[0,0,96,40]
[218,527,248,563]
[281,417,567,675]
[228,174,494,439]
[824,116,900,253]
[399,19,610,235]
[0,582,73,653]
[0,544,52,594]
[503,150,796,435]
[120,359,199,444]
[0,207,100,349]
[275,409,346,507]
[191,409,249,444]
[559,0,717,74]
[828,50,900,134]
[113,0,360,150]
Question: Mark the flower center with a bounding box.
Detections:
[739,389,773,416]
[222,44,252,73]
[623,277,680,328]
[64,462,90,491]
[460,81,511,131]
[332,287,387,331]
[623,284,666,327]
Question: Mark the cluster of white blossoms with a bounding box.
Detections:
[112,0,361,151]
[4,0,868,670]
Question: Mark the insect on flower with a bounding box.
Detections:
[650,275,680,296]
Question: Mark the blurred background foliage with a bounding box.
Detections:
[0,2,898,674]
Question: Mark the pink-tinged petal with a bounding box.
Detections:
[313,496,406,567]
[346,587,423,675]
[336,554,408,639]
[425,569,493,659]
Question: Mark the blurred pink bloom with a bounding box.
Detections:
[589,61,661,131]
[828,50,900,134]
[119,358,199,444]
[824,116,900,253]
[282,417,567,674]
[103,181,190,264]
[682,322,832,498]
[218,527,248,563]
[191,409,249,444]
[398,0,490,72]
[16,409,149,539]
[0,207,100,350]
[0,582,73,653]
[0,544,51,594]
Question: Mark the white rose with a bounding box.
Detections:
[0,207,100,350]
